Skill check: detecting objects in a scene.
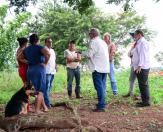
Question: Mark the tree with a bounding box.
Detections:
[155,52,163,65]
[0,5,31,70]
[8,0,160,14]
[64,0,160,12]
[27,1,152,67]
[9,0,37,14]
[63,0,94,14]
[107,0,160,11]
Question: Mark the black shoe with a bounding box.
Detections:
[68,91,72,99]
[136,102,150,107]
[75,91,83,99]
[92,108,105,112]
[76,95,83,99]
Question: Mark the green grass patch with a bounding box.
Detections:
[0,66,163,105]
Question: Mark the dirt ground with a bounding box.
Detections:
[0,93,163,132]
[78,99,163,132]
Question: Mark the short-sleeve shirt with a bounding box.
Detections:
[24,45,45,66]
[64,49,80,69]
[45,46,56,74]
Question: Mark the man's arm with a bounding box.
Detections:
[41,48,50,66]
[109,43,116,61]
[136,41,146,73]
[53,50,58,72]
[66,57,75,63]
[64,50,75,63]
[75,53,81,62]
[137,42,146,67]
[82,42,97,58]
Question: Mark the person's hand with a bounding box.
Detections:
[135,66,141,74]
[74,58,80,62]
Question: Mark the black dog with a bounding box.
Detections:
[5,86,33,117]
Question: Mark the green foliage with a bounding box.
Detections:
[0,67,163,105]
[0,69,22,103]
[155,52,163,65]
[64,0,161,12]
[107,0,139,11]
[9,0,37,14]
[8,0,160,14]
[0,2,153,70]
[28,2,150,67]
[107,0,160,11]
[114,52,122,68]
[0,5,8,21]
[63,0,94,14]
[0,5,31,70]
[107,0,160,4]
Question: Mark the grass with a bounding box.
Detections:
[0,66,163,105]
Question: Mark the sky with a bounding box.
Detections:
[0,0,163,67]
[94,0,163,67]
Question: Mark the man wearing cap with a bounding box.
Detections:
[82,28,110,112]
[132,29,150,107]
[123,33,137,97]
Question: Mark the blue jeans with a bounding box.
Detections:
[45,74,54,107]
[108,61,118,94]
[67,67,81,96]
[92,71,107,109]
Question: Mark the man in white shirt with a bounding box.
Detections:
[132,30,150,107]
[64,40,82,99]
[44,37,56,108]
[82,28,110,112]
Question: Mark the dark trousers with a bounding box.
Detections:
[67,67,81,96]
[92,71,107,109]
[136,69,150,104]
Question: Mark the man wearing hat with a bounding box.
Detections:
[132,29,150,107]
[123,32,137,97]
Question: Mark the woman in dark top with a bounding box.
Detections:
[24,34,50,113]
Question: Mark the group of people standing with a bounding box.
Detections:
[64,28,150,111]
[15,27,150,114]
[124,30,150,107]
[16,34,56,113]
